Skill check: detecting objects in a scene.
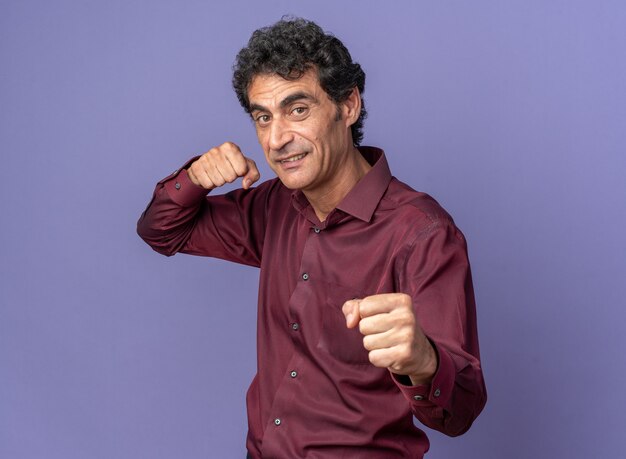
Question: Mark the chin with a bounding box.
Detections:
[275,173,312,191]
[278,178,308,190]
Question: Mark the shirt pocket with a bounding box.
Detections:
[317,283,371,366]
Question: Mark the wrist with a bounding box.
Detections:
[408,342,438,386]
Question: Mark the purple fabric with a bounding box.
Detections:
[137,147,485,457]
[2,2,625,458]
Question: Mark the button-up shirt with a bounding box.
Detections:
[137,147,486,458]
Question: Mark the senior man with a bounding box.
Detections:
[138,17,486,458]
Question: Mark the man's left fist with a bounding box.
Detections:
[342,293,438,385]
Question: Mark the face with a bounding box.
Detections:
[247,70,359,195]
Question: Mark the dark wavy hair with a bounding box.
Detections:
[232,18,367,146]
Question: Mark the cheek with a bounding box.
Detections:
[263,152,275,170]
[256,129,267,147]
[314,120,338,143]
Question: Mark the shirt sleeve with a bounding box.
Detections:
[136,159,272,267]
[392,218,487,437]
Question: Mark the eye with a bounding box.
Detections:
[291,106,308,117]
[255,114,271,126]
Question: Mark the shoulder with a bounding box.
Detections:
[379,177,455,229]
[379,181,470,277]
[377,178,470,253]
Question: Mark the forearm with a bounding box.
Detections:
[137,159,269,266]
[395,219,487,436]
[137,166,209,256]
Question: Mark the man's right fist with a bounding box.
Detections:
[187,142,261,190]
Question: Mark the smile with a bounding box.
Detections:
[280,153,307,163]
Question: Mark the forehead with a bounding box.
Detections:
[248,70,324,109]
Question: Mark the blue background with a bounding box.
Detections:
[2,1,625,457]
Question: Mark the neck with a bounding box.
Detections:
[304,147,371,222]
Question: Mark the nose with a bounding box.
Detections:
[268,117,293,152]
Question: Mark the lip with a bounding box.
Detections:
[276,152,308,169]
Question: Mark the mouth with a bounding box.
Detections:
[279,152,308,163]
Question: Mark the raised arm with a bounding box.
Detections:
[137,142,269,267]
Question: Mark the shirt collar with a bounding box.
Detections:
[290,146,392,224]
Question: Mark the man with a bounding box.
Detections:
[138,18,486,458]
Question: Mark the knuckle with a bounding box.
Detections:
[401,329,415,344]
[199,155,214,169]
[224,142,243,159]
[189,165,204,182]
[400,310,415,326]
[249,162,260,177]
[224,145,238,158]
[405,328,415,343]
[400,343,413,361]
[399,293,412,307]
[208,149,225,163]
[229,156,248,176]
[234,162,248,177]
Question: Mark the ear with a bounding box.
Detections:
[340,87,362,128]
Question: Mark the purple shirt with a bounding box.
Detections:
[137,147,486,458]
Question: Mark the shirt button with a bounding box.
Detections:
[313,227,321,233]
[291,323,299,331]
[274,418,281,426]
[434,388,441,397]
[174,182,181,190]
[302,273,309,281]
[413,395,424,401]
[290,371,298,378]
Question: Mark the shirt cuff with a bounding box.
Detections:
[392,340,455,410]
[160,158,209,207]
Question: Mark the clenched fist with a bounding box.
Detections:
[342,293,438,386]
[187,142,261,190]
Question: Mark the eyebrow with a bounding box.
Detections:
[249,91,318,113]
[280,91,317,108]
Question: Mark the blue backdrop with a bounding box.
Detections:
[1,1,625,457]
